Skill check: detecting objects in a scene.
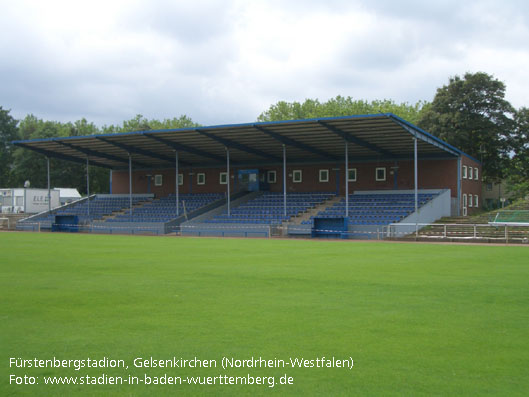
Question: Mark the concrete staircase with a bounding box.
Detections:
[435,197,529,226]
[100,199,152,221]
[289,195,342,225]
[0,214,28,230]
[411,197,529,241]
[279,195,341,236]
[181,191,261,224]
[436,215,490,224]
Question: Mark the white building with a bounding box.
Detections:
[54,187,82,205]
[0,188,61,214]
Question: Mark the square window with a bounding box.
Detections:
[197,173,206,185]
[319,169,329,182]
[178,173,183,186]
[348,168,357,182]
[474,168,479,181]
[154,174,163,186]
[219,172,227,184]
[375,167,386,181]
[468,194,473,207]
[292,170,302,183]
[462,165,467,179]
[474,195,479,208]
[469,167,473,180]
[267,170,276,184]
[486,183,492,191]
[463,194,467,207]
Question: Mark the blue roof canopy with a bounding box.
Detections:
[13,113,477,169]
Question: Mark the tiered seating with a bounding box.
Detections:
[19,195,151,224]
[61,196,149,222]
[205,192,334,225]
[302,193,437,226]
[106,193,224,223]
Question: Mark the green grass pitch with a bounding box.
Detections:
[1,233,528,396]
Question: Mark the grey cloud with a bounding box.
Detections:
[119,0,236,45]
[0,0,528,127]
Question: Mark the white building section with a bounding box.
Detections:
[55,188,82,205]
[0,188,60,214]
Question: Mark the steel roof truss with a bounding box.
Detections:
[391,119,459,156]
[252,125,337,161]
[318,121,394,157]
[142,133,229,164]
[194,129,280,161]
[52,139,138,167]
[16,143,111,169]
[96,137,181,166]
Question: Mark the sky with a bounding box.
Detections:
[1,0,528,127]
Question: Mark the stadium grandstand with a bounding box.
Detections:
[13,113,482,238]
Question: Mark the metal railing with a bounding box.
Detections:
[388,222,529,243]
[12,220,529,244]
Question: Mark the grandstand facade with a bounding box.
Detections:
[13,114,482,237]
[111,157,480,199]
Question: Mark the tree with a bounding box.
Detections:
[506,107,529,199]
[102,114,200,133]
[11,115,108,194]
[69,118,99,136]
[12,115,72,189]
[257,96,427,125]
[0,107,19,186]
[11,113,201,194]
[417,72,515,180]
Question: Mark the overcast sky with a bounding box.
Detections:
[1,0,528,127]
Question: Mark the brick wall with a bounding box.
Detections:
[461,156,482,215]
[111,157,482,216]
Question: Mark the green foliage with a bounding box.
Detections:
[257,96,427,125]
[417,72,515,180]
[102,114,200,133]
[70,118,100,136]
[0,107,19,186]
[11,115,107,194]
[5,113,200,194]
[506,107,529,199]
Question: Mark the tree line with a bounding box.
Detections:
[1,72,528,200]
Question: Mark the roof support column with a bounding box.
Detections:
[457,156,462,216]
[283,144,287,217]
[47,157,51,213]
[175,151,179,217]
[345,141,349,218]
[414,137,418,215]
[414,137,418,237]
[226,147,231,216]
[393,161,399,190]
[335,167,340,196]
[128,153,132,222]
[86,156,90,219]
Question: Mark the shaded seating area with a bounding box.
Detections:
[106,193,224,223]
[62,196,150,222]
[19,195,152,225]
[205,192,334,225]
[302,193,438,226]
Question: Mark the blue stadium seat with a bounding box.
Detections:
[313,192,438,226]
[204,192,335,226]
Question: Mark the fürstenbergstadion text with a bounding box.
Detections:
[8,356,354,388]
